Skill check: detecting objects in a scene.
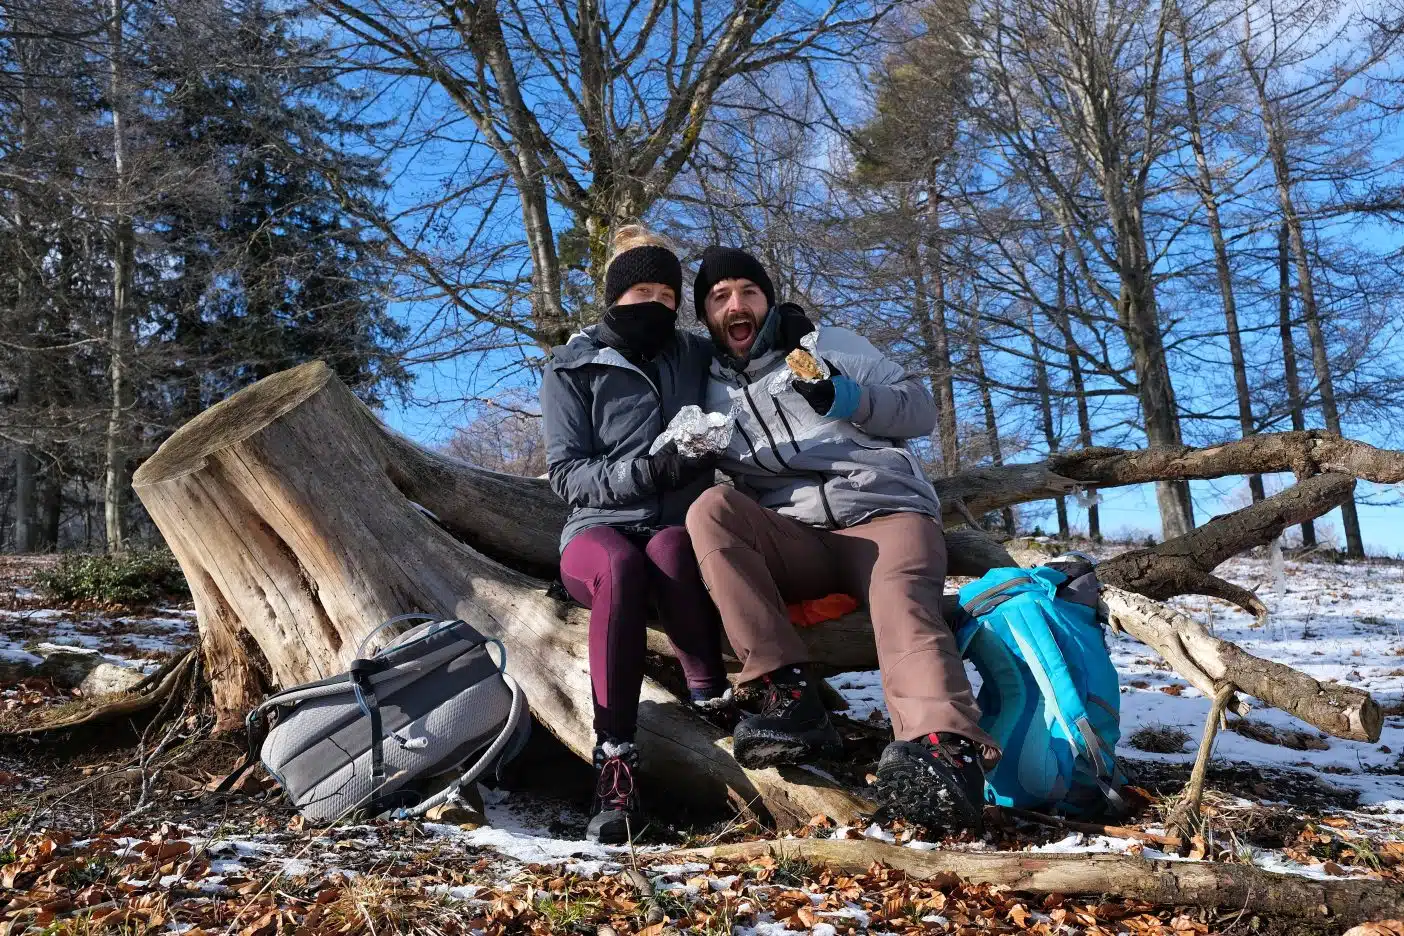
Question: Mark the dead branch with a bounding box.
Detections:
[1098,471,1356,616]
[5,650,197,737]
[1101,586,1382,741]
[936,431,1402,522]
[676,838,1404,925]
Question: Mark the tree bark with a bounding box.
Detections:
[1278,223,1315,547]
[1177,12,1262,504]
[1244,30,1363,556]
[104,0,131,554]
[131,362,875,828]
[13,419,38,553]
[677,838,1404,925]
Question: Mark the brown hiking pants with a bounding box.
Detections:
[685,485,994,750]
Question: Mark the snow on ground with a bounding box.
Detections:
[0,585,196,672]
[826,550,1404,866]
[7,548,1404,913]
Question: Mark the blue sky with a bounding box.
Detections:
[350,4,1404,558]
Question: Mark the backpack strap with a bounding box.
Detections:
[961,575,1035,619]
[349,656,391,813]
[1001,601,1116,784]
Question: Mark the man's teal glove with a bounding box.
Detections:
[794,372,862,421]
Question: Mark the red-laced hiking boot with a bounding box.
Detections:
[587,740,641,844]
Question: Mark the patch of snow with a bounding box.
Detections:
[862,823,895,843]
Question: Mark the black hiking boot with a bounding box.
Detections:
[731,666,843,769]
[875,733,987,835]
[587,740,642,845]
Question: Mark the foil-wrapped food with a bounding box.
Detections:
[768,330,830,394]
[649,404,738,458]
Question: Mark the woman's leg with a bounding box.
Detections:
[644,526,729,699]
[559,526,651,743]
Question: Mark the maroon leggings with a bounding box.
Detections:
[560,525,727,742]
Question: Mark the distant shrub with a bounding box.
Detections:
[36,548,190,606]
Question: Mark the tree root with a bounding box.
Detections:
[4,649,197,737]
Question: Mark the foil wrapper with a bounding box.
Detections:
[767,330,830,395]
[649,404,738,457]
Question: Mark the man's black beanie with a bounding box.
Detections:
[603,245,683,307]
[692,246,776,319]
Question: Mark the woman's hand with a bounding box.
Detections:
[646,442,719,492]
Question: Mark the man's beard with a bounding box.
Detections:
[712,310,760,356]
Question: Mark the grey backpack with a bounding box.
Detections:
[235,615,526,823]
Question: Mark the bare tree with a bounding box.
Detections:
[1237,0,1400,556]
[958,0,1196,538]
[1175,0,1263,503]
[306,0,890,352]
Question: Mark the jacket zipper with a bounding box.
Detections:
[740,371,840,529]
[740,374,793,473]
[610,353,665,525]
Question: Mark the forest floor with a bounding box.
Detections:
[2,543,1404,935]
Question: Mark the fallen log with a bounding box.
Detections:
[1099,586,1382,742]
[677,838,1404,925]
[131,361,872,827]
[129,361,1389,826]
[939,430,1404,521]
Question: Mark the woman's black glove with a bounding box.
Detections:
[646,441,718,492]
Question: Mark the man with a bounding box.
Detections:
[684,246,998,834]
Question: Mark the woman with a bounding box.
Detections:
[540,225,728,844]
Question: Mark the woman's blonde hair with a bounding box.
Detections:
[606,224,673,268]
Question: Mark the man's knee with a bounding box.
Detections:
[685,485,750,537]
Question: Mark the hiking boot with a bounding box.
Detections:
[874,733,987,835]
[731,666,843,768]
[587,740,642,844]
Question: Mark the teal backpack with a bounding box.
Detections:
[954,556,1126,818]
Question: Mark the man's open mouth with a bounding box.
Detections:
[727,320,755,346]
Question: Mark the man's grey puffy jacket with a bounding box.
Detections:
[542,326,714,552]
[705,326,942,528]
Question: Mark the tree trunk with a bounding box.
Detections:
[40,461,62,550]
[131,362,880,828]
[1178,15,1262,503]
[1057,254,1099,539]
[13,431,38,554]
[104,0,131,554]
[1027,303,1067,536]
[968,332,1015,534]
[1278,224,1315,547]
[1245,35,1362,556]
[911,190,958,475]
